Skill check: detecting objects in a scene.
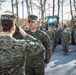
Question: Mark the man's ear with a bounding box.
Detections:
[35,21,38,24]
[11,25,14,30]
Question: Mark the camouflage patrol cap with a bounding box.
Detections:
[1,12,16,30]
[28,15,38,22]
[64,24,67,29]
[1,12,16,20]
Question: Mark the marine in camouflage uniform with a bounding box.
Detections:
[13,15,51,75]
[46,26,54,52]
[61,28,70,55]
[25,15,51,75]
[53,27,58,50]
[25,29,51,62]
[0,13,45,75]
[58,28,63,44]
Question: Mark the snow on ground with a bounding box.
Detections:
[45,45,76,75]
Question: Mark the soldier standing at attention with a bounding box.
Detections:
[61,28,70,55]
[46,26,54,52]
[14,15,52,75]
[0,13,45,75]
[53,27,58,50]
[25,15,52,67]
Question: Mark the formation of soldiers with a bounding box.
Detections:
[46,24,76,55]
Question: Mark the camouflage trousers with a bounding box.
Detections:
[25,66,44,75]
[62,42,69,53]
[50,40,54,52]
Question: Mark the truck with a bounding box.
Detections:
[71,16,76,45]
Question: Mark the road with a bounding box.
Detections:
[45,44,76,75]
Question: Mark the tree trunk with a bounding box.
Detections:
[70,0,74,26]
[22,0,24,23]
[40,0,47,30]
[25,0,30,15]
[53,0,55,16]
[30,0,33,14]
[58,0,60,17]
[16,0,18,24]
[11,0,14,14]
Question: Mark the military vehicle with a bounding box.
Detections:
[45,15,59,30]
[44,15,62,44]
[71,15,76,45]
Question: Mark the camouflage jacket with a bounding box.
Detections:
[46,30,54,41]
[61,31,70,43]
[25,29,52,64]
[53,30,59,41]
[0,36,45,75]
[0,36,27,75]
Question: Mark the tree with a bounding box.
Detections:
[53,0,55,16]
[16,0,19,24]
[58,0,60,17]
[73,0,76,13]
[25,0,30,15]
[39,0,47,29]
[70,0,74,26]
[11,0,14,15]
[21,0,25,23]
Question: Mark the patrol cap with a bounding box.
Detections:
[1,12,16,28]
[28,15,38,22]
[1,12,16,20]
[64,24,67,29]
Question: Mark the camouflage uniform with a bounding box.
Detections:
[53,28,58,50]
[0,35,45,75]
[25,29,51,63]
[58,28,63,44]
[61,30,70,55]
[13,29,51,75]
[25,42,45,75]
[24,35,45,75]
[25,29,51,75]
[52,29,56,51]
[46,29,54,52]
[0,36,27,75]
